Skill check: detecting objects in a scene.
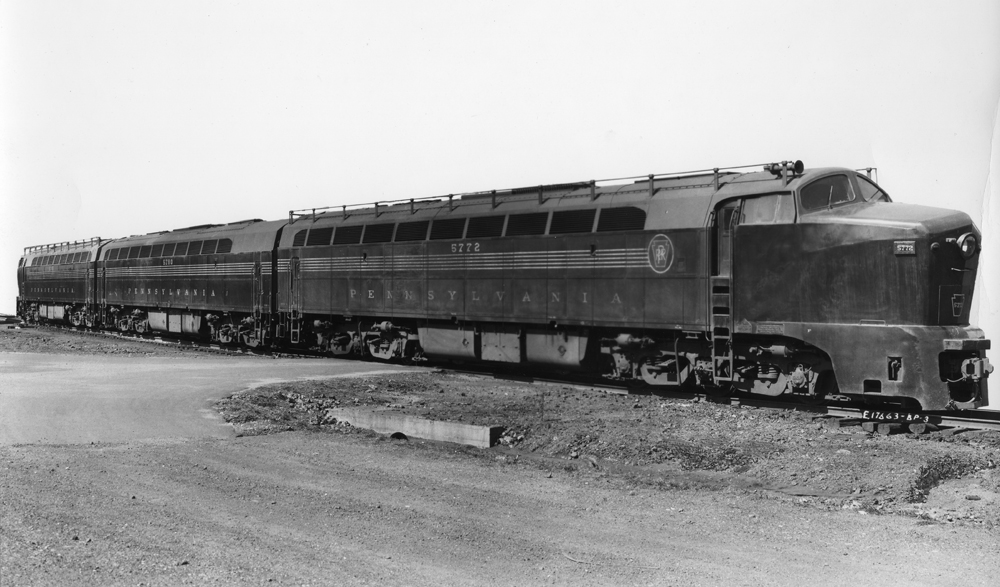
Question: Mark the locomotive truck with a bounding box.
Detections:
[16,160,993,411]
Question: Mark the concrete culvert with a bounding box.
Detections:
[389,432,409,441]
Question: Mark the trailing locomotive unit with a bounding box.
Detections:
[19,219,285,346]
[95,219,285,346]
[17,238,106,326]
[16,160,993,411]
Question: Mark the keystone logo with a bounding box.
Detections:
[647,234,675,274]
[952,294,965,318]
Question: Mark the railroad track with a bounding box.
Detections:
[823,405,1000,433]
[723,396,1000,433]
[23,323,1000,434]
[453,366,1000,433]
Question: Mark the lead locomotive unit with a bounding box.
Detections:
[17,160,993,411]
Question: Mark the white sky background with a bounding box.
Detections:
[1,0,998,340]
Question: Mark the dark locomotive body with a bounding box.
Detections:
[19,220,285,345]
[18,238,104,325]
[274,184,707,369]
[95,219,285,346]
[17,162,992,411]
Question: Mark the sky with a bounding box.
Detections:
[1,1,998,340]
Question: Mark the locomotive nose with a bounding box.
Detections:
[874,204,982,327]
[847,201,977,236]
[843,201,981,265]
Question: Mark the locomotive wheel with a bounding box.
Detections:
[134,321,147,334]
[367,341,393,361]
[703,383,733,398]
[329,332,357,356]
[639,357,691,387]
[795,371,835,405]
[329,343,355,356]
[242,334,261,348]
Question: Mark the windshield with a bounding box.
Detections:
[857,175,891,202]
[800,175,856,211]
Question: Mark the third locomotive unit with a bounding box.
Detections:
[16,160,993,411]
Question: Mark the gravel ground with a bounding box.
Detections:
[217,371,1000,527]
[2,327,999,586]
[0,325,218,357]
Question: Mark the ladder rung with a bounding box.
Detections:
[713,316,731,329]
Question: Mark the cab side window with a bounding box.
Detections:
[800,175,855,211]
[741,194,795,225]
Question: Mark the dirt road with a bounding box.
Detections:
[2,328,999,586]
[0,344,416,444]
[4,431,999,587]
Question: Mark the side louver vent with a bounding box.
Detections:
[466,216,505,238]
[306,227,333,246]
[395,221,430,242]
[596,207,646,232]
[430,218,466,240]
[550,209,596,234]
[333,225,363,245]
[505,212,548,236]
[363,223,395,244]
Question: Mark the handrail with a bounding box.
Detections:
[23,237,106,254]
[855,167,879,183]
[287,160,798,223]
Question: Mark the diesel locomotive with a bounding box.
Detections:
[16,160,993,411]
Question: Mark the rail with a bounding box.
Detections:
[724,397,1000,432]
[824,406,1000,432]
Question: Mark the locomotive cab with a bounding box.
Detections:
[729,168,991,410]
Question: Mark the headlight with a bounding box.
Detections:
[957,232,978,259]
